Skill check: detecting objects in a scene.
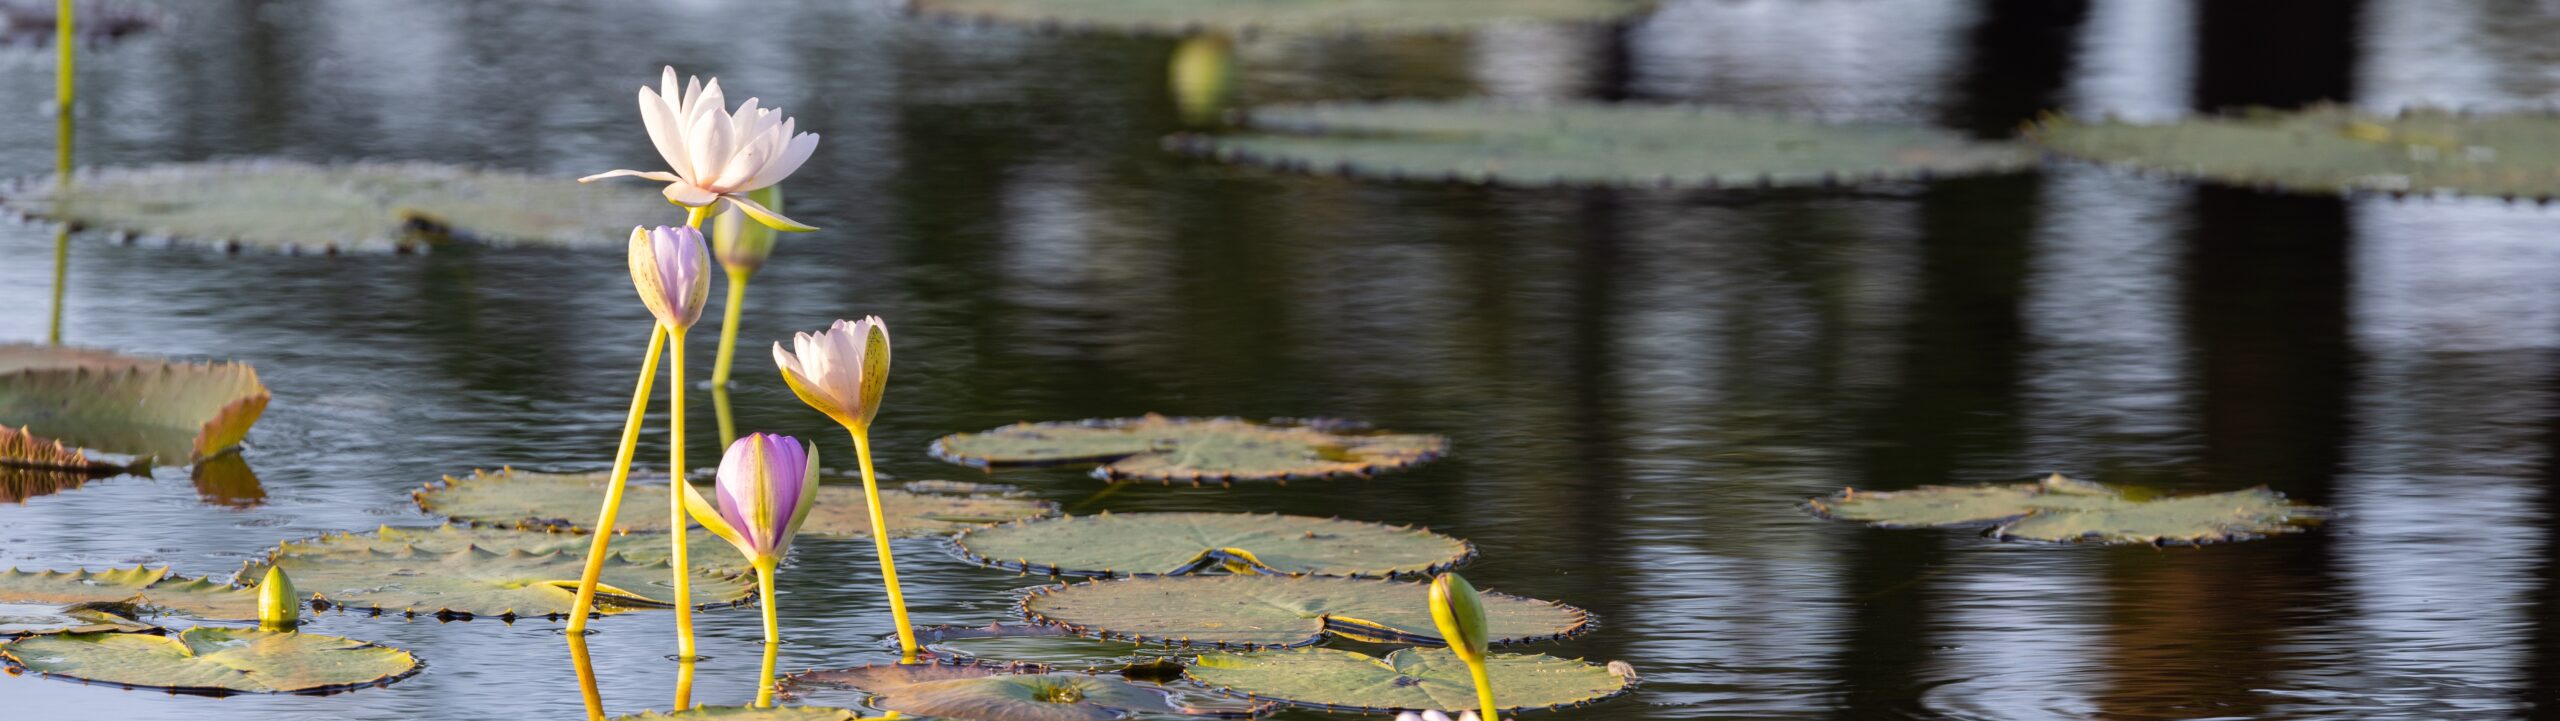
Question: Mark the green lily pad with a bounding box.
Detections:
[243,545,752,620]
[1171,101,2036,189]
[0,425,122,474]
[1185,647,1631,713]
[789,661,1257,721]
[902,479,1028,497]
[909,0,1655,35]
[1808,474,2325,544]
[931,415,1447,483]
[2031,106,2560,199]
[0,344,269,462]
[0,566,262,628]
[272,525,747,575]
[1019,575,1589,649]
[913,624,1186,670]
[0,602,151,637]
[416,468,1055,536]
[1,627,418,694]
[956,512,1473,578]
[0,160,666,254]
[610,707,865,720]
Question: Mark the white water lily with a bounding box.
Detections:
[582,66,820,232]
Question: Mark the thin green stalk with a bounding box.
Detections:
[711,266,750,446]
[668,327,697,673]
[46,226,67,346]
[1467,661,1499,721]
[48,0,72,346]
[565,326,665,634]
[850,429,918,662]
[753,558,781,708]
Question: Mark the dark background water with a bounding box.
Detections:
[2,1,2556,719]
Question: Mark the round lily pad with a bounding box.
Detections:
[931,415,1447,483]
[1019,575,1589,649]
[909,0,1656,35]
[1171,101,2036,189]
[2032,106,2560,199]
[416,468,1055,536]
[1808,474,2325,545]
[1,602,151,637]
[272,525,746,575]
[1185,646,1631,713]
[244,545,752,620]
[955,512,1473,578]
[0,344,269,462]
[0,566,262,628]
[610,707,864,720]
[789,661,1254,721]
[902,479,1028,497]
[0,160,666,254]
[913,624,1187,670]
[2,627,419,694]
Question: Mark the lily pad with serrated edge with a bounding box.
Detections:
[1185,646,1631,713]
[2,627,417,694]
[271,525,749,575]
[1170,101,2037,189]
[788,660,1266,721]
[0,160,667,254]
[2031,106,2560,200]
[0,425,124,474]
[909,0,1656,35]
[0,566,262,629]
[416,468,1056,536]
[931,415,1447,483]
[955,512,1473,578]
[1808,474,2325,545]
[609,707,865,720]
[240,545,751,620]
[1018,574,1589,649]
[0,344,269,462]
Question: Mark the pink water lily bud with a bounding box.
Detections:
[581,66,820,232]
[772,317,890,432]
[628,225,711,331]
[681,432,819,567]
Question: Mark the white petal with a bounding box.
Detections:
[745,131,819,190]
[637,87,694,181]
[578,169,681,184]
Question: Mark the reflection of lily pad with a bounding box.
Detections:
[0,465,104,504]
[1808,474,2324,544]
[910,0,1654,35]
[2,627,418,694]
[789,661,1257,721]
[271,525,745,575]
[0,160,665,254]
[1173,101,2036,189]
[932,415,1447,483]
[0,344,269,461]
[1019,575,1589,649]
[610,707,864,720]
[244,546,751,619]
[956,512,1473,578]
[416,468,1054,536]
[1186,647,1630,713]
[2032,107,2560,199]
[0,566,261,627]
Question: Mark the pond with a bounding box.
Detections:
[1,1,2555,719]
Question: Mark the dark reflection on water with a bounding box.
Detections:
[0,1,2554,720]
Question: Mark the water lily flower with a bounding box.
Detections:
[629,225,711,332]
[772,316,916,661]
[581,66,820,232]
[257,565,298,631]
[1430,572,1499,721]
[681,433,818,570]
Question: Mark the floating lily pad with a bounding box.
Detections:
[1019,575,1589,649]
[0,344,269,462]
[1171,101,2036,189]
[956,512,1473,578]
[909,0,1655,35]
[932,415,1447,483]
[1185,647,1631,713]
[0,566,261,627]
[789,661,1258,721]
[0,0,166,48]
[243,546,752,619]
[1808,474,2324,545]
[416,468,1054,536]
[270,525,746,575]
[2031,107,2560,199]
[903,479,1028,497]
[0,602,151,637]
[0,425,121,473]
[1,627,417,694]
[610,707,864,720]
[0,160,666,254]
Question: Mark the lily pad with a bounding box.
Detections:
[909,0,1655,35]
[931,415,1447,483]
[243,545,752,619]
[1018,575,1589,649]
[0,566,261,628]
[0,425,121,473]
[2031,107,2560,199]
[1,627,418,694]
[0,160,666,254]
[789,661,1260,721]
[270,525,746,575]
[955,512,1473,578]
[0,344,269,462]
[1185,647,1631,713]
[0,1,166,48]
[1807,474,2324,544]
[0,601,152,637]
[609,708,864,720]
[416,468,1055,536]
[903,479,1028,497]
[1171,101,2036,189]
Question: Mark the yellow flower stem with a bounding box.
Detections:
[686,204,711,229]
[46,226,67,346]
[566,326,666,634]
[711,266,751,446]
[48,0,71,346]
[850,428,919,662]
[753,557,781,708]
[567,632,606,721]
[674,654,698,713]
[1466,659,1499,721]
[668,326,697,675]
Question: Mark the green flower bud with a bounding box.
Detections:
[1429,572,1489,663]
[257,565,299,631]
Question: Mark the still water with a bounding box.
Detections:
[1,1,2555,719]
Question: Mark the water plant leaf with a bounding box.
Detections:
[931,415,1447,483]
[909,0,1656,35]
[0,601,152,637]
[1184,647,1631,713]
[242,545,751,619]
[1807,474,2324,544]
[1,627,418,694]
[955,512,1473,578]
[788,661,1253,721]
[1019,575,1589,649]
[902,479,1028,497]
[609,707,865,720]
[0,344,269,462]
[1170,101,2036,189]
[0,425,120,473]
[269,525,747,575]
[0,566,261,626]
[2031,106,2560,199]
[0,160,665,254]
[415,468,1054,536]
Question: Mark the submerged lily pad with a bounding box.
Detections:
[1185,647,1630,713]
[0,160,666,254]
[244,545,751,619]
[932,415,1447,483]
[1172,101,2036,189]
[271,525,745,575]
[2032,107,2560,199]
[415,468,1054,536]
[1019,575,1589,649]
[955,512,1473,578]
[0,566,261,629]
[789,661,1257,721]
[909,0,1655,35]
[0,344,269,462]
[609,707,864,720]
[1808,474,2324,544]
[1,627,417,694]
